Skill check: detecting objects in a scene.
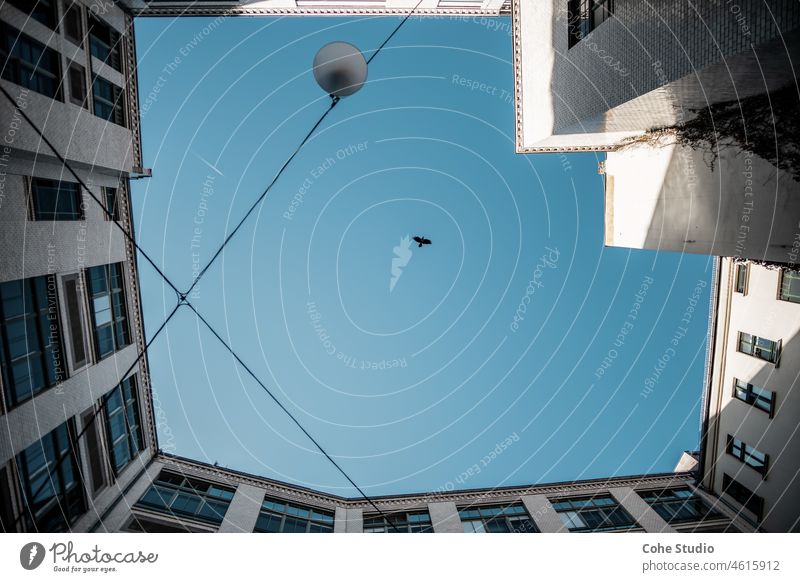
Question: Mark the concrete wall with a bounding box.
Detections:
[703,258,800,532]
[514,0,800,151]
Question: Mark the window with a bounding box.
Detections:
[722,474,763,519]
[459,503,537,533]
[254,497,334,532]
[16,420,86,532]
[727,436,768,475]
[136,472,234,525]
[81,407,107,496]
[87,263,130,359]
[567,0,615,48]
[364,510,432,533]
[61,274,89,370]
[68,63,87,107]
[0,274,66,408]
[552,494,637,532]
[733,379,775,416]
[0,23,62,100]
[779,268,800,303]
[639,488,722,524]
[6,0,58,30]
[92,75,126,127]
[738,333,780,364]
[103,376,144,474]
[103,186,119,220]
[88,16,121,71]
[735,263,748,294]
[64,2,84,46]
[29,178,83,220]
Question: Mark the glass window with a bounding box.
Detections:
[721,474,763,519]
[458,502,537,533]
[91,75,126,127]
[103,186,119,220]
[16,420,86,532]
[103,376,144,473]
[68,63,87,108]
[733,379,775,416]
[738,333,780,364]
[64,2,84,46]
[0,275,66,408]
[727,436,768,475]
[735,263,748,294]
[779,269,800,303]
[0,22,62,100]
[87,263,130,359]
[639,488,722,524]
[567,0,615,48]
[254,496,334,533]
[61,274,89,370]
[6,0,58,30]
[88,16,122,71]
[136,471,234,525]
[551,494,636,532]
[30,178,83,221]
[363,510,432,533]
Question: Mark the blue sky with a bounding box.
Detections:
[131,15,713,496]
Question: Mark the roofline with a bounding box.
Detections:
[698,256,722,483]
[156,452,695,505]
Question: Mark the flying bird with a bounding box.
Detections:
[413,236,432,248]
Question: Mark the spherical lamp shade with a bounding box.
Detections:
[313,42,367,97]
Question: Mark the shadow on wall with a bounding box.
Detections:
[702,330,800,533]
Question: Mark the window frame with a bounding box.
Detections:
[58,272,91,373]
[5,0,59,31]
[67,61,88,108]
[458,502,538,533]
[567,0,615,48]
[103,185,120,221]
[0,22,63,101]
[102,375,145,475]
[721,473,764,520]
[727,435,769,476]
[86,263,130,361]
[87,15,122,72]
[732,378,775,418]
[778,268,800,304]
[363,510,433,533]
[737,332,781,365]
[253,496,335,533]
[551,494,638,532]
[91,74,126,127]
[63,2,85,47]
[136,471,235,526]
[28,176,84,221]
[734,262,748,295]
[638,487,723,525]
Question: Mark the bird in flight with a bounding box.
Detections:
[413,236,432,248]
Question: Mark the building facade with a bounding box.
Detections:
[0,0,154,533]
[700,257,800,533]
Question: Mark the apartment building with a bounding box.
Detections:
[0,0,154,533]
[700,258,800,533]
[95,453,743,533]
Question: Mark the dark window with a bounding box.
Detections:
[254,497,334,533]
[16,420,86,532]
[552,494,637,532]
[103,186,119,220]
[91,75,125,126]
[0,274,66,408]
[364,510,432,533]
[0,22,62,100]
[81,407,106,495]
[136,471,234,525]
[64,2,84,46]
[721,474,763,519]
[459,503,537,533]
[639,488,722,524]
[103,375,144,473]
[68,63,86,107]
[738,332,780,364]
[779,269,800,303]
[733,379,775,416]
[30,178,83,220]
[88,16,121,71]
[6,0,58,30]
[567,0,614,48]
[735,263,748,294]
[727,436,768,475]
[61,274,89,370]
[87,263,130,359]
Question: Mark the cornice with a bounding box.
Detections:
[137,7,504,17]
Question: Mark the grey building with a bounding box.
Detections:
[0,1,798,534]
